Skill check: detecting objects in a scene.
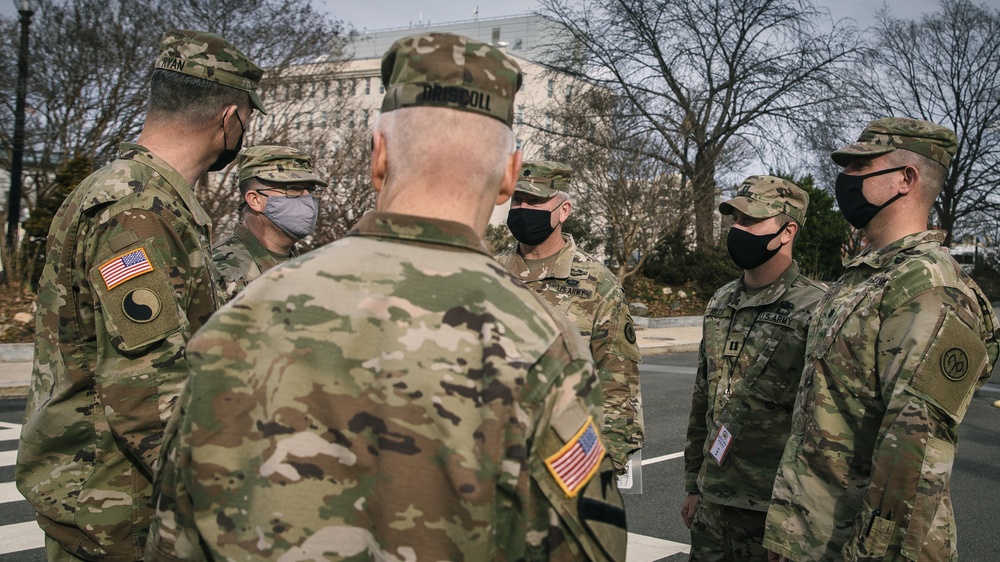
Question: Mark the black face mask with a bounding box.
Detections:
[507,207,556,246]
[208,110,244,172]
[727,222,787,270]
[834,166,907,229]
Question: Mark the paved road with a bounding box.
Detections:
[0,353,996,561]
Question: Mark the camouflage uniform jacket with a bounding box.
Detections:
[145,211,628,561]
[764,231,999,562]
[496,235,643,471]
[684,261,824,511]
[16,143,221,561]
[212,222,296,303]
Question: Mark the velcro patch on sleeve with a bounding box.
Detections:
[911,310,988,422]
[545,416,605,498]
[99,248,154,290]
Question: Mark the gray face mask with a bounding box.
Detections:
[263,195,318,240]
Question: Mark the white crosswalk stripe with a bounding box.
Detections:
[0,421,44,557]
[0,522,44,557]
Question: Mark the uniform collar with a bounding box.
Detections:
[119,142,212,229]
[846,230,946,270]
[233,222,287,270]
[347,211,491,256]
[735,260,802,309]
[508,234,576,281]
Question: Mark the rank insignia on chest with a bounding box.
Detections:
[724,336,743,357]
[99,248,154,290]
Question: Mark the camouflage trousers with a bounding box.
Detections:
[689,498,769,562]
[45,535,87,561]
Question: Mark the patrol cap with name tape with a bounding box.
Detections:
[380,32,523,127]
[719,175,810,226]
[155,29,267,114]
[238,145,328,187]
[515,161,573,198]
[831,117,957,169]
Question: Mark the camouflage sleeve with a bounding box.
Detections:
[683,337,710,494]
[88,209,197,476]
[591,284,643,471]
[843,288,990,561]
[145,372,204,561]
[528,333,628,562]
[211,245,246,305]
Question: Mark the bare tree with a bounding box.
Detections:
[862,0,1000,246]
[538,0,862,249]
[550,87,684,280]
[0,0,356,283]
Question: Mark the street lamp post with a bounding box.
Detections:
[7,0,35,252]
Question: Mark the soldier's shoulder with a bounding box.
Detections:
[882,248,970,309]
[76,158,157,208]
[571,249,621,291]
[788,273,827,304]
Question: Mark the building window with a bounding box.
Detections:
[362,109,370,127]
[546,112,553,130]
[515,137,522,150]
[324,81,330,97]
[516,105,524,125]
[492,27,501,46]
[547,79,554,98]
[565,85,572,102]
[379,79,385,94]
[365,77,371,95]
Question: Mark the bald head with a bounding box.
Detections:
[374,107,515,198]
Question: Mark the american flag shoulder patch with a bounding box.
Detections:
[99,248,154,290]
[544,415,605,498]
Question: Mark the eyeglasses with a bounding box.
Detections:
[257,186,322,198]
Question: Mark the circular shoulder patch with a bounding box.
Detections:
[941,347,969,381]
[123,288,162,323]
[624,322,636,345]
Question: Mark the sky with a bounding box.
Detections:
[323,0,944,32]
[0,0,946,30]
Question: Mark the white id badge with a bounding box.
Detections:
[709,423,735,465]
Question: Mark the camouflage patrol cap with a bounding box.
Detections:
[515,161,572,198]
[155,29,267,114]
[380,32,523,127]
[238,145,328,187]
[719,175,810,225]
[831,117,957,169]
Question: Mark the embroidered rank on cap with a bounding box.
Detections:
[545,416,605,498]
[99,248,154,290]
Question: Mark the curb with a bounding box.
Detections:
[640,342,701,356]
[633,315,702,329]
[0,343,32,363]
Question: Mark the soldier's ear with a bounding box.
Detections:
[371,131,388,193]
[245,190,266,212]
[497,149,522,205]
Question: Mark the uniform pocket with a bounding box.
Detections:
[901,435,955,561]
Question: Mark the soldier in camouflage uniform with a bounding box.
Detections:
[15,30,264,561]
[764,118,1000,562]
[681,176,825,561]
[496,161,643,474]
[145,33,626,561]
[214,145,327,302]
